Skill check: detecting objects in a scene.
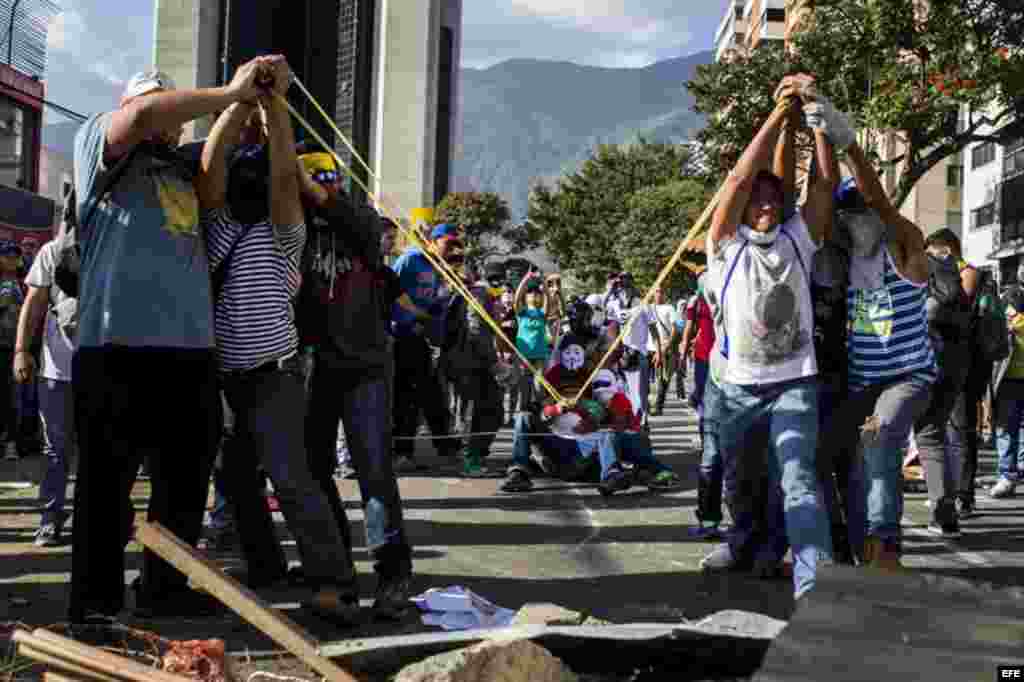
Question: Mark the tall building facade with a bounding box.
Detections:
[711,0,961,238]
[153,0,462,218]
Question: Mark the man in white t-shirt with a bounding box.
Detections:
[603,272,661,426]
[12,238,75,547]
[700,74,838,599]
[647,286,680,416]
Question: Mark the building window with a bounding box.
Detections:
[1004,146,1024,177]
[971,142,996,169]
[735,5,744,19]
[971,203,995,230]
[765,8,786,22]
[0,98,36,191]
[947,164,963,188]
[947,211,962,228]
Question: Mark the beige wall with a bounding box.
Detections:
[153,0,221,141]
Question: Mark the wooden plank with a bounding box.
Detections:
[44,672,96,682]
[19,646,121,682]
[18,631,191,682]
[755,566,1024,682]
[135,522,358,682]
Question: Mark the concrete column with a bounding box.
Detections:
[153,0,221,141]
[371,0,440,218]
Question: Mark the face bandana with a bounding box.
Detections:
[843,212,887,259]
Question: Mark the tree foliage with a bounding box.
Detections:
[528,140,702,291]
[618,180,711,299]
[687,0,1024,208]
[434,191,538,267]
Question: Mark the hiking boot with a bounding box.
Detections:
[307,583,361,627]
[862,536,903,572]
[598,467,632,496]
[500,468,534,493]
[989,477,1016,498]
[647,470,683,492]
[700,543,736,571]
[461,451,489,478]
[33,522,61,547]
[373,572,414,621]
[687,521,723,540]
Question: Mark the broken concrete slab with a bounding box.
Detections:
[692,611,788,639]
[511,603,585,627]
[395,639,577,682]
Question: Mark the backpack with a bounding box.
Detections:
[442,285,497,376]
[970,270,1010,363]
[925,253,972,342]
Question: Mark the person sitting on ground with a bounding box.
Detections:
[699,73,836,599]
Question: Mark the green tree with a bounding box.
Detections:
[687,0,1024,208]
[434,191,538,267]
[528,139,698,290]
[618,180,711,299]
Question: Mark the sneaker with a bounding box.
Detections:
[955,496,976,519]
[307,583,361,627]
[647,470,683,492]
[461,451,489,478]
[500,469,534,493]
[989,477,1016,498]
[598,467,632,496]
[926,521,962,539]
[373,572,414,621]
[688,521,723,540]
[700,543,736,571]
[3,441,18,460]
[33,523,61,547]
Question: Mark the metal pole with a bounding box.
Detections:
[8,0,23,66]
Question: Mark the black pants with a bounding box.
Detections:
[392,335,453,459]
[69,347,219,621]
[451,368,503,456]
[955,358,993,504]
[308,357,411,578]
[915,339,970,515]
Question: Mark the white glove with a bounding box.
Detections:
[804,97,857,151]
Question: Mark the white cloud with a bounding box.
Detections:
[47,9,86,53]
[510,0,665,35]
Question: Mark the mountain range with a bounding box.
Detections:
[453,50,712,220]
[41,49,714,226]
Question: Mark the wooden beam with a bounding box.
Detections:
[19,645,120,682]
[17,631,191,682]
[135,522,358,682]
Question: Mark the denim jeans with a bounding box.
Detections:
[824,373,932,553]
[697,377,724,525]
[995,379,1024,481]
[221,366,356,588]
[614,431,668,473]
[717,376,830,598]
[307,358,411,578]
[37,378,74,527]
[509,413,609,477]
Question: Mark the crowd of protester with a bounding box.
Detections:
[3,58,1019,626]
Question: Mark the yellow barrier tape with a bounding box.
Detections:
[567,97,796,405]
[275,91,567,404]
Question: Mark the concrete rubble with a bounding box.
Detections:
[394,638,578,682]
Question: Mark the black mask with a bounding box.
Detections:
[227,144,270,224]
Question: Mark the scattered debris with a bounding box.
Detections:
[412,586,516,631]
[163,639,234,682]
[511,603,584,627]
[394,639,577,682]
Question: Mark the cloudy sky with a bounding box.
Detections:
[42,0,723,122]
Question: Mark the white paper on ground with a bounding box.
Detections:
[412,586,516,631]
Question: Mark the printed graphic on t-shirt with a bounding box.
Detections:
[151,168,200,237]
[734,249,809,365]
[850,286,894,339]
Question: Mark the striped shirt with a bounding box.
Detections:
[204,208,306,372]
[847,247,936,391]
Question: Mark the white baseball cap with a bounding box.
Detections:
[121,70,176,105]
